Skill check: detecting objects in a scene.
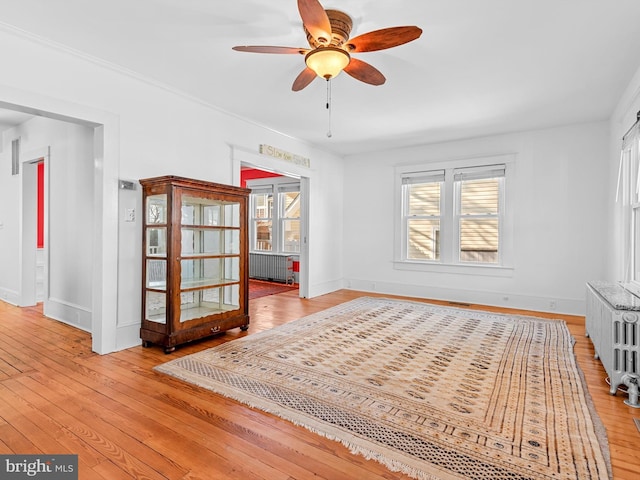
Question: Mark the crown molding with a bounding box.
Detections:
[0,21,303,144]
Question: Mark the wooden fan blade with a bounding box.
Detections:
[346,26,422,52]
[343,58,386,86]
[297,0,331,44]
[292,67,317,91]
[232,46,308,55]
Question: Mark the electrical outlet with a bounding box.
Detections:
[549,300,557,310]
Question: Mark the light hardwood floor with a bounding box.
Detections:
[0,290,638,479]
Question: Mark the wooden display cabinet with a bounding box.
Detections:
[139,175,250,353]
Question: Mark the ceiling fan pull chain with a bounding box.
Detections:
[326,78,332,138]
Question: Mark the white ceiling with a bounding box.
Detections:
[1,0,640,156]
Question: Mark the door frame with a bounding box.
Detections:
[231,145,311,298]
[1,90,120,354]
[19,147,49,307]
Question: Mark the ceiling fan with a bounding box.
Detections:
[232,0,422,91]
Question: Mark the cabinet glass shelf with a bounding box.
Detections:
[145,285,240,323]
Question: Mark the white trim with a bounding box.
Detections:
[345,277,583,315]
[0,287,20,306]
[393,260,514,277]
[19,148,48,307]
[0,82,121,354]
[395,153,516,270]
[246,177,301,255]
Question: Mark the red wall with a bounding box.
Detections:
[240,168,281,188]
[37,162,44,248]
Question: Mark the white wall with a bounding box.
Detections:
[0,135,20,303]
[0,26,344,353]
[343,121,610,315]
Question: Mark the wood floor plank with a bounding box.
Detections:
[14,373,186,480]
[0,423,39,454]
[0,291,638,479]
[0,382,76,455]
[81,351,394,479]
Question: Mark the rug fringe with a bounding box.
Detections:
[156,365,441,480]
[568,334,613,479]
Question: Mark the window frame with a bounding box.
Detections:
[453,165,505,265]
[620,129,640,294]
[249,186,274,252]
[394,155,515,277]
[402,170,444,262]
[247,178,301,255]
[278,185,301,254]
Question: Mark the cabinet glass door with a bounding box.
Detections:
[145,194,168,323]
[179,196,241,322]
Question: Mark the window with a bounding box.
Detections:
[619,123,640,289]
[397,158,511,271]
[280,187,301,253]
[454,165,504,264]
[403,170,444,261]
[249,181,300,254]
[251,189,273,251]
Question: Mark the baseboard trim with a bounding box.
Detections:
[344,278,584,315]
[45,297,92,331]
[0,287,20,306]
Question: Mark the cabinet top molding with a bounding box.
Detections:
[139,175,250,195]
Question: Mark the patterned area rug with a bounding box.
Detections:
[155,297,611,480]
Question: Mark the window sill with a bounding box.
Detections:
[393,260,514,277]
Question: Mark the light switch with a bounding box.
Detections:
[125,208,135,222]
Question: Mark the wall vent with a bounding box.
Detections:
[11,138,20,175]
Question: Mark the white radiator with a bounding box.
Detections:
[249,253,294,284]
[586,282,640,407]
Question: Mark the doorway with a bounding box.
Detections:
[0,98,119,354]
[234,153,310,299]
[20,152,48,308]
[242,166,303,298]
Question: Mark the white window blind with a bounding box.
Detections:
[402,169,445,185]
[453,164,505,181]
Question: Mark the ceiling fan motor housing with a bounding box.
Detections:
[304,9,353,48]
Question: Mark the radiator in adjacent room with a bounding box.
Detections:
[249,253,294,284]
[586,281,640,407]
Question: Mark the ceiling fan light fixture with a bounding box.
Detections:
[305,47,350,80]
